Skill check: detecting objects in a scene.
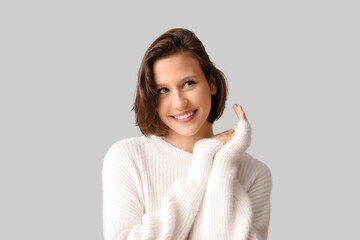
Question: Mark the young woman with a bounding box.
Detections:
[102,28,272,240]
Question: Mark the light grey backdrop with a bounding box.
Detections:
[1,0,359,239]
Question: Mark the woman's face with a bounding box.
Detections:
[153,52,217,139]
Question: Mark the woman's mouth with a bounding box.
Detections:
[171,109,197,123]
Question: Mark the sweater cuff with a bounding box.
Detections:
[215,120,252,165]
[188,138,224,182]
[233,119,252,147]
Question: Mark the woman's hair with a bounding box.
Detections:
[133,28,228,136]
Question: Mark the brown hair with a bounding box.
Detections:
[133,28,228,136]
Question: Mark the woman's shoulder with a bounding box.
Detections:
[243,152,271,172]
[102,136,157,177]
[105,135,151,157]
[237,152,272,186]
[110,135,148,147]
[103,136,151,165]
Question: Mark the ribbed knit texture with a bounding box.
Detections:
[102,120,272,240]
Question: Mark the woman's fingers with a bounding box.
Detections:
[233,104,247,121]
[212,129,235,144]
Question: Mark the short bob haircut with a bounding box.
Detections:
[133,28,228,136]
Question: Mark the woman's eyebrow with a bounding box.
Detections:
[180,75,197,82]
[156,75,197,87]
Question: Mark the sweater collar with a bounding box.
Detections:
[149,135,193,162]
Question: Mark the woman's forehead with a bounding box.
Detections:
[153,53,204,85]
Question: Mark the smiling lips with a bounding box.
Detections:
[171,109,197,122]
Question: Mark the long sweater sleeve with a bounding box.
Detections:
[102,137,223,240]
[188,120,272,240]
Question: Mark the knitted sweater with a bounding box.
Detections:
[102,120,272,240]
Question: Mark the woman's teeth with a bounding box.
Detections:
[174,111,195,119]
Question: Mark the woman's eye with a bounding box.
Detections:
[184,80,195,87]
[157,88,169,94]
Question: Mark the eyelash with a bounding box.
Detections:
[157,80,195,94]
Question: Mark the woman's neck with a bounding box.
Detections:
[162,122,214,153]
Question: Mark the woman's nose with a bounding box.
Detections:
[173,91,188,110]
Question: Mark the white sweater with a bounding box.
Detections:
[102,120,272,240]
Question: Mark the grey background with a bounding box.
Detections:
[1,0,359,239]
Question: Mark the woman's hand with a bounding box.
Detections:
[212,104,247,144]
[212,129,235,144]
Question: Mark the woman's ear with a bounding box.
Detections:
[209,76,217,95]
